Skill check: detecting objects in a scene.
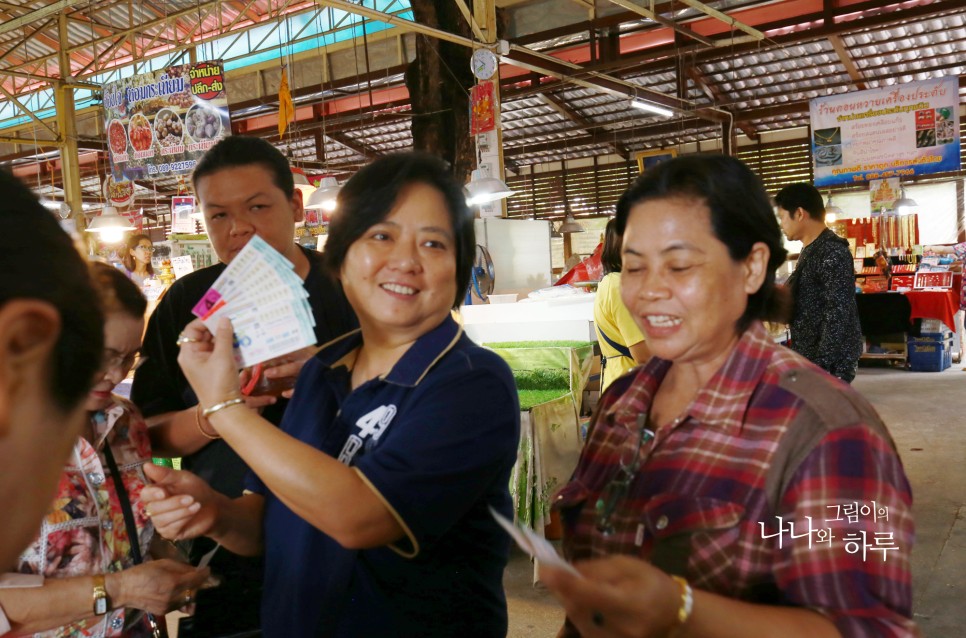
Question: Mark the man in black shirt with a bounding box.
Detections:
[132,136,356,635]
[776,183,862,382]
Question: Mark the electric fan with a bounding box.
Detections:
[469,244,495,303]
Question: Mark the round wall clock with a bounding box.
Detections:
[471,49,498,81]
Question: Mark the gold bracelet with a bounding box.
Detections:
[671,575,693,626]
[195,404,221,440]
[201,397,245,419]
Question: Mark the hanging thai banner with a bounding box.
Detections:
[810,76,960,187]
[470,81,496,135]
[103,60,231,181]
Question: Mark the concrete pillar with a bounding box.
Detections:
[56,14,83,233]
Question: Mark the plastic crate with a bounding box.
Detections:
[907,336,952,372]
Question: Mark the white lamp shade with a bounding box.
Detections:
[305,176,341,211]
[466,169,514,206]
[558,213,584,233]
[894,188,918,214]
[292,167,317,198]
[86,206,135,233]
[825,194,844,222]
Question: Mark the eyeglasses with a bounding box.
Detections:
[595,413,654,536]
[136,245,155,252]
[101,350,147,374]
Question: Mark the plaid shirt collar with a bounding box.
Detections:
[606,321,775,435]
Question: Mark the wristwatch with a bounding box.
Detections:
[92,574,109,615]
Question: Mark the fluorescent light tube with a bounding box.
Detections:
[630,100,674,118]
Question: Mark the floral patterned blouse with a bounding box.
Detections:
[11,396,156,638]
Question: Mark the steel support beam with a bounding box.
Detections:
[0,0,89,36]
[602,0,714,47]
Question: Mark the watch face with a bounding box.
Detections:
[471,49,498,80]
[94,595,108,615]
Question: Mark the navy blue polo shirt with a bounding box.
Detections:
[246,315,520,638]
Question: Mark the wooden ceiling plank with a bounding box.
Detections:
[327,131,380,160]
[827,33,867,91]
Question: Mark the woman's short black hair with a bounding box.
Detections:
[322,152,474,309]
[0,169,104,413]
[601,218,623,275]
[192,135,294,198]
[615,154,790,331]
[91,262,147,319]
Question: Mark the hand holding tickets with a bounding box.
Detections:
[489,506,581,578]
[191,236,316,368]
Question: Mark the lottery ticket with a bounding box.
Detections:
[192,236,317,367]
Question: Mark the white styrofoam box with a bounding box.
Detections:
[460,293,596,343]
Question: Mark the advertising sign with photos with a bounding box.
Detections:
[103,60,231,181]
[810,76,960,187]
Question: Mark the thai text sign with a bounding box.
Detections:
[810,76,960,187]
[103,60,231,181]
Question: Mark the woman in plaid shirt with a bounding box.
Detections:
[543,155,916,638]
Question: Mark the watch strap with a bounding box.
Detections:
[92,574,109,615]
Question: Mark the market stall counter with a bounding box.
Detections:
[483,340,596,584]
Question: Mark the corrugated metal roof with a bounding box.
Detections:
[0,0,963,228]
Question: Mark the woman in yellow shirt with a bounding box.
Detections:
[594,219,651,391]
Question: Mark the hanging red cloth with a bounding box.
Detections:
[555,242,604,286]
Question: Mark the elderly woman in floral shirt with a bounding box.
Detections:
[0,264,210,637]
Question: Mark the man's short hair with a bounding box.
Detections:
[0,169,104,412]
[774,183,826,221]
[191,135,295,198]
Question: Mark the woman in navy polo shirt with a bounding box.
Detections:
[143,152,521,637]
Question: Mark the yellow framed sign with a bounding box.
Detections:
[636,148,677,174]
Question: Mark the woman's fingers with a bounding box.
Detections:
[180,317,213,342]
[148,494,201,522]
[212,317,235,360]
[124,560,212,614]
[178,317,244,408]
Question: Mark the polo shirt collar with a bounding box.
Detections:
[605,321,774,434]
[315,314,463,388]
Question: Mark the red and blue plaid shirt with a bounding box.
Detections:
[557,321,916,637]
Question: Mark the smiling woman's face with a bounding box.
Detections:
[339,182,457,344]
[620,195,767,377]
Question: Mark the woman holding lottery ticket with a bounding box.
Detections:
[541,155,917,638]
[141,152,520,638]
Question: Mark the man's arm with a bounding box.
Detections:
[132,282,194,419]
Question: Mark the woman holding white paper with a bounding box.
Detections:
[142,152,521,638]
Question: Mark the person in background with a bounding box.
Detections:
[0,264,210,638]
[775,183,863,383]
[595,218,650,392]
[142,152,520,638]
[0,169,104,632]
[121,234,155,288]
[544,155,915,637]
[131,135,356,636]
